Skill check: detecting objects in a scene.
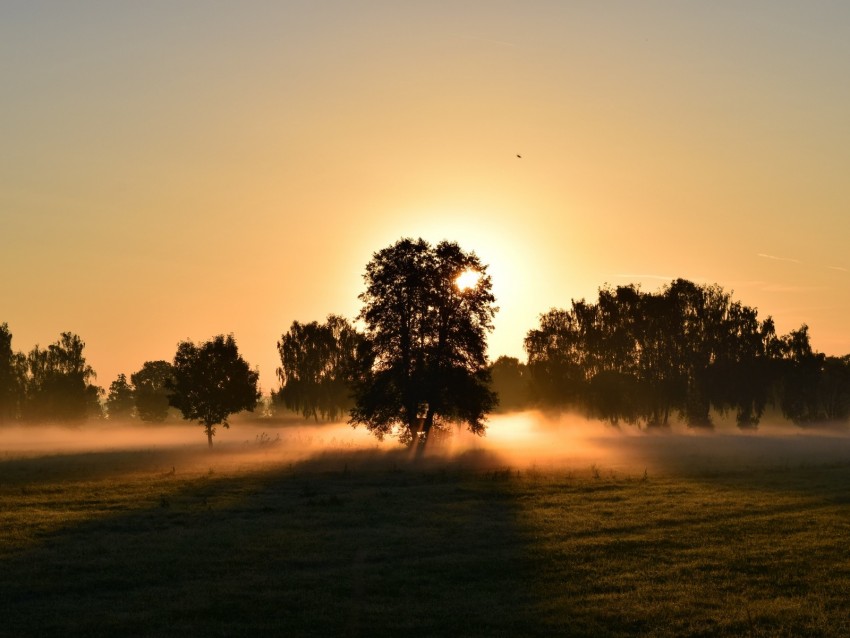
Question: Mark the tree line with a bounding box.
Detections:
[0,325,259,446]
[496,279,850,429]
[265,253,850,435]
[3,239,849,448]
[0,238,498,450]
[0,328,102,423]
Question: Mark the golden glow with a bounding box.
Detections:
[455,269,482,291]
[2,3,850,392]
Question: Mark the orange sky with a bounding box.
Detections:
[2,2,849,391]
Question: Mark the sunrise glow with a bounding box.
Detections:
[2,2,848,390]
[4,6,850,636]
[455,269,482,291]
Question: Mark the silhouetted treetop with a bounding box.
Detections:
[20,332,102,422]
[132,360,174,423]
[274,315,363,421]
[106,373,135,421]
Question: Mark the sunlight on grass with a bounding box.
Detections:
[505,465,850,636]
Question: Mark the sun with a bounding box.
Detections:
[455,269,482,291]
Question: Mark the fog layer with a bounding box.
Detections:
[2,413,849,480]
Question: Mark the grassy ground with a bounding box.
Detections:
[2,434,850,637]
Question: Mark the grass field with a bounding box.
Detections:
[2,417,850,637]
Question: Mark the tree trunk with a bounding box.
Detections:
[414,409,435,460]
[206,426,214,448]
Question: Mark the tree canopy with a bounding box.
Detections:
[489,356,531,413]
[132,360,174,423]
[523,280,850,429]
[20,332,102,422]
[350,238,497,450]
[274,315,363,421]
[168,335,260,446]
[105,373,135,421]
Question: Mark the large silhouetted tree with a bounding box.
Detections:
[106,373,136,420]
[350,238,497,452]
[132,360,174,423]
[274,315,364,421]
[168,335,259,447]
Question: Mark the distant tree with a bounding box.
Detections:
[350,238,497,452]
[168,335,260,447]
[772,326,850,424]
[820,355,850,422]
[22,332,101,422]
[587,370,645,426]
[131,360,174,423]
[525,281,781,429]
[774,325,822,424]
[525,308,588,408]
[252,394,275,419]
[0,323,26,423]
[489,356,531,412]
[105,373,136,421]
[274,315,364,421]
[705,304,776,428]
[630,290,685,427]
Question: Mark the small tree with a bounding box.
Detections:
[168,335,260,447]
[106,373,136,421]
[132,360,174,423]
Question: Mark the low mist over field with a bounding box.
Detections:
[3,412,849,479]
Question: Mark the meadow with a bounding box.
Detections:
[2,415,850,637]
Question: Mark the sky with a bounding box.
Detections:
[2,1,849,392]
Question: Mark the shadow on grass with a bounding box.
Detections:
[598,431,850,501]
[4,440,850,637]
[0,447,206,488]
[0,447,571,638]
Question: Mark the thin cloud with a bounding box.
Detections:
[757,253,846,272]
[757,253,801,264]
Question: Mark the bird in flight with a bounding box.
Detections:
[516,154,522,158]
